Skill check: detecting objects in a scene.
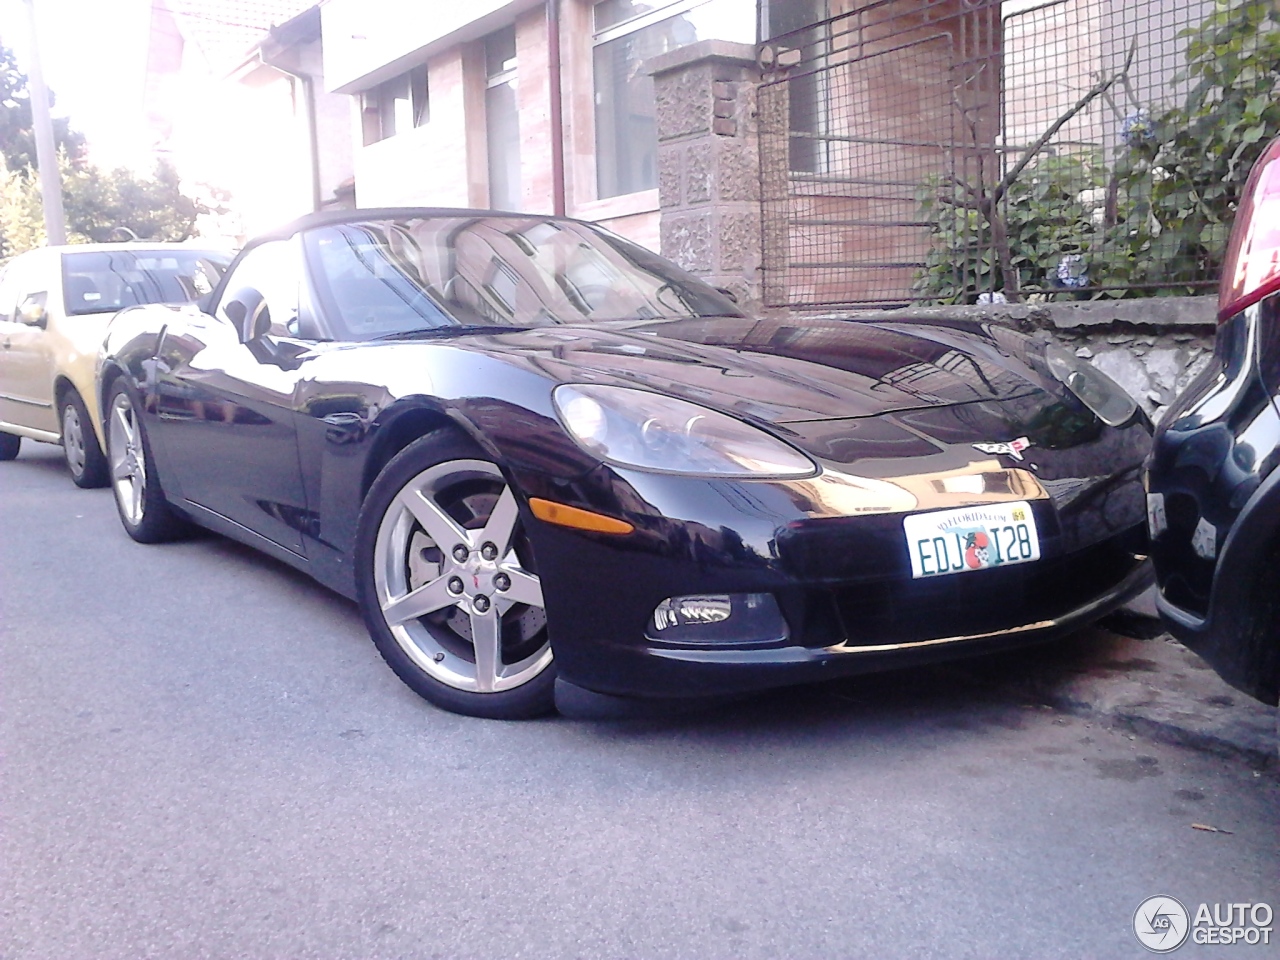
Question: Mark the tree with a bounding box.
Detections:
[0,40,84,175]
[0,39,213,260]
[0,152,208,258]
[0,158,43,258]
[64,157,203,243]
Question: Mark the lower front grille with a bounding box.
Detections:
[825,528,1143,646]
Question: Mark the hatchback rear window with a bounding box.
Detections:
[61,249,232,316]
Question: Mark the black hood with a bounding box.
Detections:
[471,315,1054,426]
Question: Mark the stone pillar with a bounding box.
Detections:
[648,41,763,312]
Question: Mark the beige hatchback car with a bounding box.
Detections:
[0,243,231,486]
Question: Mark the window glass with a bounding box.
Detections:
[0,254,40,322]
[362,64,430,145]
[217,240,303,337]
[307,223,454,338]
[61,249,231,316]
[410,65,430,126]
[302,216,744,340]
[485,27,517,75]
[593,0,755,199]
[485,28,521,212]
[765,0,827,173]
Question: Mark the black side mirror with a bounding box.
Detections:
[223,287,270,343]
[714,286,739,304]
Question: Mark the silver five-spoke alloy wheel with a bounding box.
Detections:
[108,391,147,526]
[372,459,550,694]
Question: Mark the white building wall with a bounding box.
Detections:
[322,0,544,93]
[352,49,478,208]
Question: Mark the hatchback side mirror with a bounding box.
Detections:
[17,293,47,328]
[223,287,270,343]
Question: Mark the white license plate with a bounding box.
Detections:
[903,501,1041,579]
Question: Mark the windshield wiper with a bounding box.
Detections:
[374,325,529,341]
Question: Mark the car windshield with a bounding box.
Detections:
[61,249,232,316]
[302,215,745,340]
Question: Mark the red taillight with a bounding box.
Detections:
[1219,136,1280,323]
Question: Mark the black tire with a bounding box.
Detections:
[60,389,109,488]
[104,380,191,543]
[0,432,19,461]
[355,431,555,719]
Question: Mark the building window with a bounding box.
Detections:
[485,27,521,211]
[362,64,429,146]
[765,0,827,174]
[592,0,754,200]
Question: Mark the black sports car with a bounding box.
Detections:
[98,209,1152,719]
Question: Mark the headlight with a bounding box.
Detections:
[1044,343,1137,427]
[553,383,817,478]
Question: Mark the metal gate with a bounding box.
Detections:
[758,0,1217,309]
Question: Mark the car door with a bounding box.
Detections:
[153,239,314,556]
[0,252,57,434]
[0,259,22,427]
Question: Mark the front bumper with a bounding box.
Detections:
[531,500,1151,701]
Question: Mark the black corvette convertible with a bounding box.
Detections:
[97,209,1152,718]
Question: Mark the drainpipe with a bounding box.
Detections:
[265,56,323,213]
[548,0,566,216]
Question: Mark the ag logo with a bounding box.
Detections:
[1134,896,1190,953]
[972,436,1032,461]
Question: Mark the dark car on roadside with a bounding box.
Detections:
[97,208,1152,719]
[1145,135,1280,743]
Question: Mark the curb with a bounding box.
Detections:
[1026,626,1278,770]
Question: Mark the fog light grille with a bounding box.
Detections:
[647,593,788,646]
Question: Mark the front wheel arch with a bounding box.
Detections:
[97,364,127,434]
[359,403,502,502]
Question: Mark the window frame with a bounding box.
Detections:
[361,63,431,146]
[484,26,522,211]
[592,0,706,46]
[589,0,753,201]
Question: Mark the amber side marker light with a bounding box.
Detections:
[529,498,635,535]
[1219,135,1280,322]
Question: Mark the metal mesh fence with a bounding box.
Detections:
[758,0,1249,309]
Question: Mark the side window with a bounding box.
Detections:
[216,240,303,337]
[0,266,15,322]
[0,255,43,323]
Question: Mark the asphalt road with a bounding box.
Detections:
[2,442,1276,959]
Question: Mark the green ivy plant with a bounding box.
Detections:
[1105,0,1280,293]
[914,0,1280,304]
[914,154,1106,302]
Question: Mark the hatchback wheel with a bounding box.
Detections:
[0,432,19,461]
[106,382,189,543]
[61,390,109,488]
[356,433,554,719]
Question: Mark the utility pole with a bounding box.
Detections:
[21,0,66,245]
